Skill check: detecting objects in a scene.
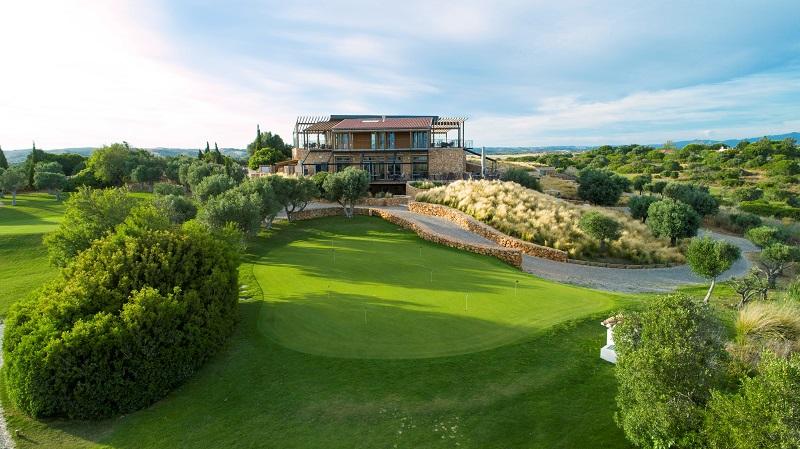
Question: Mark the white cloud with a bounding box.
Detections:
[469,71,800,146]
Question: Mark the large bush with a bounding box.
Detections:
[663,182,719,217]
[4,222,240,419]
[43,187,137,266]
[646,199,701,245]
[577,169,629,205]
[614,294,726,448]
[417,180,682,263]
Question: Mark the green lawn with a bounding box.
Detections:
[1,214,633,448]
[0,193,65,235]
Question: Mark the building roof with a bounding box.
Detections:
[332,116,434,131]
[304,120,342,132]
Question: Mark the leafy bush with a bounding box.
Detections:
[43,187,137,267]
[577,169,629,205]
[4,222,240,419]
[745,225,788,248]
[310,171,329,194]
[706,352,800,449]
[663,182,719,216]
[729,212,762,232]
[153,194,197,224]
[416,180,682,263]
[500,168,541,191]
[579,212,620,250]
[193,173,237,203]
[647,199,701,245]
[264,175,318,220]
[739,200,800,220]
[614,294,725,449]
[199,188,263,236]
[153,182,186,196]
[628,195,658,222]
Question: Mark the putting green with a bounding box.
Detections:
[250,216,620,359]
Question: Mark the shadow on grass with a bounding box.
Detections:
[42,300,630,449]
[244,216,547,296]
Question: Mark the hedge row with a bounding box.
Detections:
[4,222,240,419]
[738,200,800,220]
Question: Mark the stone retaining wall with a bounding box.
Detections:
[408,202,569,262]
[358,196,410,207]
[290,206,523,268]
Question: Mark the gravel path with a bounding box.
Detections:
[0,323,14,449]
[375,206,758,293]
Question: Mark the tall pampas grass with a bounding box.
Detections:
[416,180,683,263]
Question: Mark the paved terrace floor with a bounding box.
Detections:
[283,203,758,293]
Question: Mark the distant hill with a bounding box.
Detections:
[4,147,248,164]
[655,132,800,149]
[482,146,591,155]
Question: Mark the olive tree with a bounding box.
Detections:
[646,199,701,245]
[686,236,741,303]
[578,211,621,252]
[322,167,370,218]
[0,168,27,205]
[193,173,236,203]
[628,195,658,222]
[577,169,628,205]
[266,175,317,221]
[199,188,263,236]
[758,243,800,287]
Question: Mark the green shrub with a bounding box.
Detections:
[409,180,444,189]
[628,195,658,222]
[153,182,186,196]
[729,212,762,232]
[745,225,788,248]
[153,194,197,224]
[579,212,620,251]
[577,169,628,205]
[193,173,236,203]
[647,199,701,245]
[200,188,263,236]
[614,294,726,449]
[43,187,137,267]
[4,223,240,419]
[739,200,800,220]
[706,353,800,449]
[663,182,719,216]
[500,168,541,191]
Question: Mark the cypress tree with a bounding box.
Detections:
[205,141,210,153]
[27,141,37,188]
[0,145,8,169]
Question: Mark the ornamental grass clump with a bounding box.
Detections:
[416,180,682,263]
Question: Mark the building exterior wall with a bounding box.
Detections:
[428,148,466,177]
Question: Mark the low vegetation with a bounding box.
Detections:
[5,207,241,419]
[417,180,683,263]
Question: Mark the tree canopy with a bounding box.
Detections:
[646,199,701,245]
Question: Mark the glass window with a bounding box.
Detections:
[371,133,377,149]
[388,132,396,149]
[412,132,428,149]
[412,155,428,179]
[337,133,350,149]
[334,156,352,172]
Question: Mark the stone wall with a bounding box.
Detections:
[428,148,466,178]
[358,196,410,207]
[408,202,569,262]
[290,206,523,268]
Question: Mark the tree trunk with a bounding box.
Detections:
[670,236,677,246]
[11,190,16,206]
[703,277,716,304]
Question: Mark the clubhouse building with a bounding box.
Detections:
[290,115,492,193]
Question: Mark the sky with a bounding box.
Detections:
[1,0,799,149]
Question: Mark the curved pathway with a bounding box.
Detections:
[377,206,757,293]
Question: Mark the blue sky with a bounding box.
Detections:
[1,0,799,148]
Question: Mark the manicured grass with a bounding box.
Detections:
[252,217,621,358]
[0,193,65,235]
[2,215,633,448]
[0,234,58,317]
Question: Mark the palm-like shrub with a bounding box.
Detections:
[416,180,682,263]
[4,222,240,419]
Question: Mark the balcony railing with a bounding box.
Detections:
[303,140,473,151]
[432,139,472,148]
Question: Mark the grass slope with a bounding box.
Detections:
[3,216,632,448]
[0,193,65,235]
[252,217,619,358]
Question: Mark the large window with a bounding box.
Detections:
[386,156,401,179]
[362,156,385,180]
[371,132,387,150]
[412,155,428,180]
[388,132,396,149]
[334,156,352,172]
[336,133,350,149]
[412,131,428,149]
